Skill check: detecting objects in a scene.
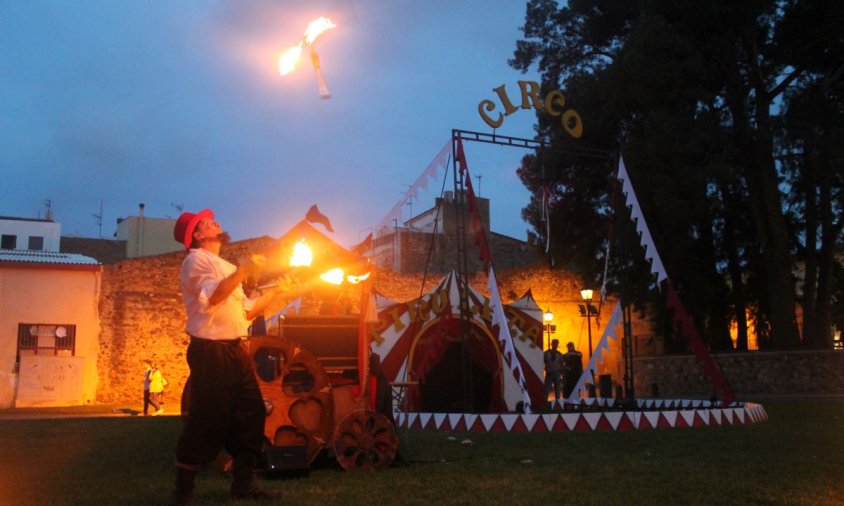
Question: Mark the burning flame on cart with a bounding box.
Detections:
[319,269,371,286]
[289,239,313,267]
[286,239,370,286]
[319,268,345,285]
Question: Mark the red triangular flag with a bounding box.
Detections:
[305,204,334,233]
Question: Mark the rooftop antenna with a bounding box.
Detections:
[44,199,53,221]
[170,202,183,217]
[92,198,103,238]
[475,174,483,197]
[401,184,413,220]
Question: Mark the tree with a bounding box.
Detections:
[511,0,843,349]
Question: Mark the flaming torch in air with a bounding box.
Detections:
[278,17,336,99]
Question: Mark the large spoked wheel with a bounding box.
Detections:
[333,409,398,472]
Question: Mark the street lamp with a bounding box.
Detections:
[543,309,554,350]
[579,289,598,358]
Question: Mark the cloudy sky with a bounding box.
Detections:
[1,1,541,246]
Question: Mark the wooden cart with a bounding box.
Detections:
[248,315,398,472]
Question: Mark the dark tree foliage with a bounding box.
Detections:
[511,0,844,350]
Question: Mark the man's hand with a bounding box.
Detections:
[246,274,302,321]
[268,274,307,297]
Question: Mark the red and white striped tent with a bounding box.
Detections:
[370,271,545,412]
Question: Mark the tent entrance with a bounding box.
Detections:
[419,342,492,413]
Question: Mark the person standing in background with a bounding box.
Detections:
[143,361,152,416]
[147,361,168,416]
[543,339,565,409]
[563,342,584,399]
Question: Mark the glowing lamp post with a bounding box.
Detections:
[543,309,554,350]
[579,289,598,359]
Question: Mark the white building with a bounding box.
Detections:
[0,216,62,252]
[114,204,181,258]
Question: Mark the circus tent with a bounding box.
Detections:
[370,271,545,413]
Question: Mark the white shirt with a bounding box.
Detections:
[181,248,255,340]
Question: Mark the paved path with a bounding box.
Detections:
[0,406,182,420]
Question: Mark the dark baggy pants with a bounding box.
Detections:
[175,337,265,486]
[545,371,562,401]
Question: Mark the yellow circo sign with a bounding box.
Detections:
[478,80,583,139]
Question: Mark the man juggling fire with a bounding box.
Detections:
[170,208,282,503]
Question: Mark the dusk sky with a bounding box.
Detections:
[1,1,541,247]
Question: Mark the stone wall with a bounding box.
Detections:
[633,350,844,398]
[373,229,542,274]
[96,238,275,405]
[94,241,635,404]
[95,238,844,405]
[96,249,189,405]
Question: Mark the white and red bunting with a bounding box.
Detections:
[394,399,768,433]
[565,301,623,402]
[375,141,451,235]
[617,157,668,285]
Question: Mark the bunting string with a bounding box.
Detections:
[665,283,736,405]
[616,156,735,406]
[375,141,451,234]
[457,141,493,272]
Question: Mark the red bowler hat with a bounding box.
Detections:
[173,209,214,250]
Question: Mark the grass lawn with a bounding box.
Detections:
[0,400,841,505]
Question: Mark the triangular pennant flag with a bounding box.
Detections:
[306,204,334,233]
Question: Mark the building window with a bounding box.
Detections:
[1,234,16,249]
[17,324,76,365]
[28,236,44,250]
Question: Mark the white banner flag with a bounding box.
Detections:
[488,267,533,413]
[616,157,668,284]
[566,302,623,402]
[375,141,451,233]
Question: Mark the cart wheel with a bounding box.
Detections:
[333,409,398,472]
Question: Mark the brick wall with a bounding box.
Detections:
[633,350,844,398]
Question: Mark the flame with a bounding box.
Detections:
[279,44,303,76]
[346,272,371,284]
[320,268,344,285]
[289,239,313,267]
[278,17,336,78]
[303,17,336,45]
